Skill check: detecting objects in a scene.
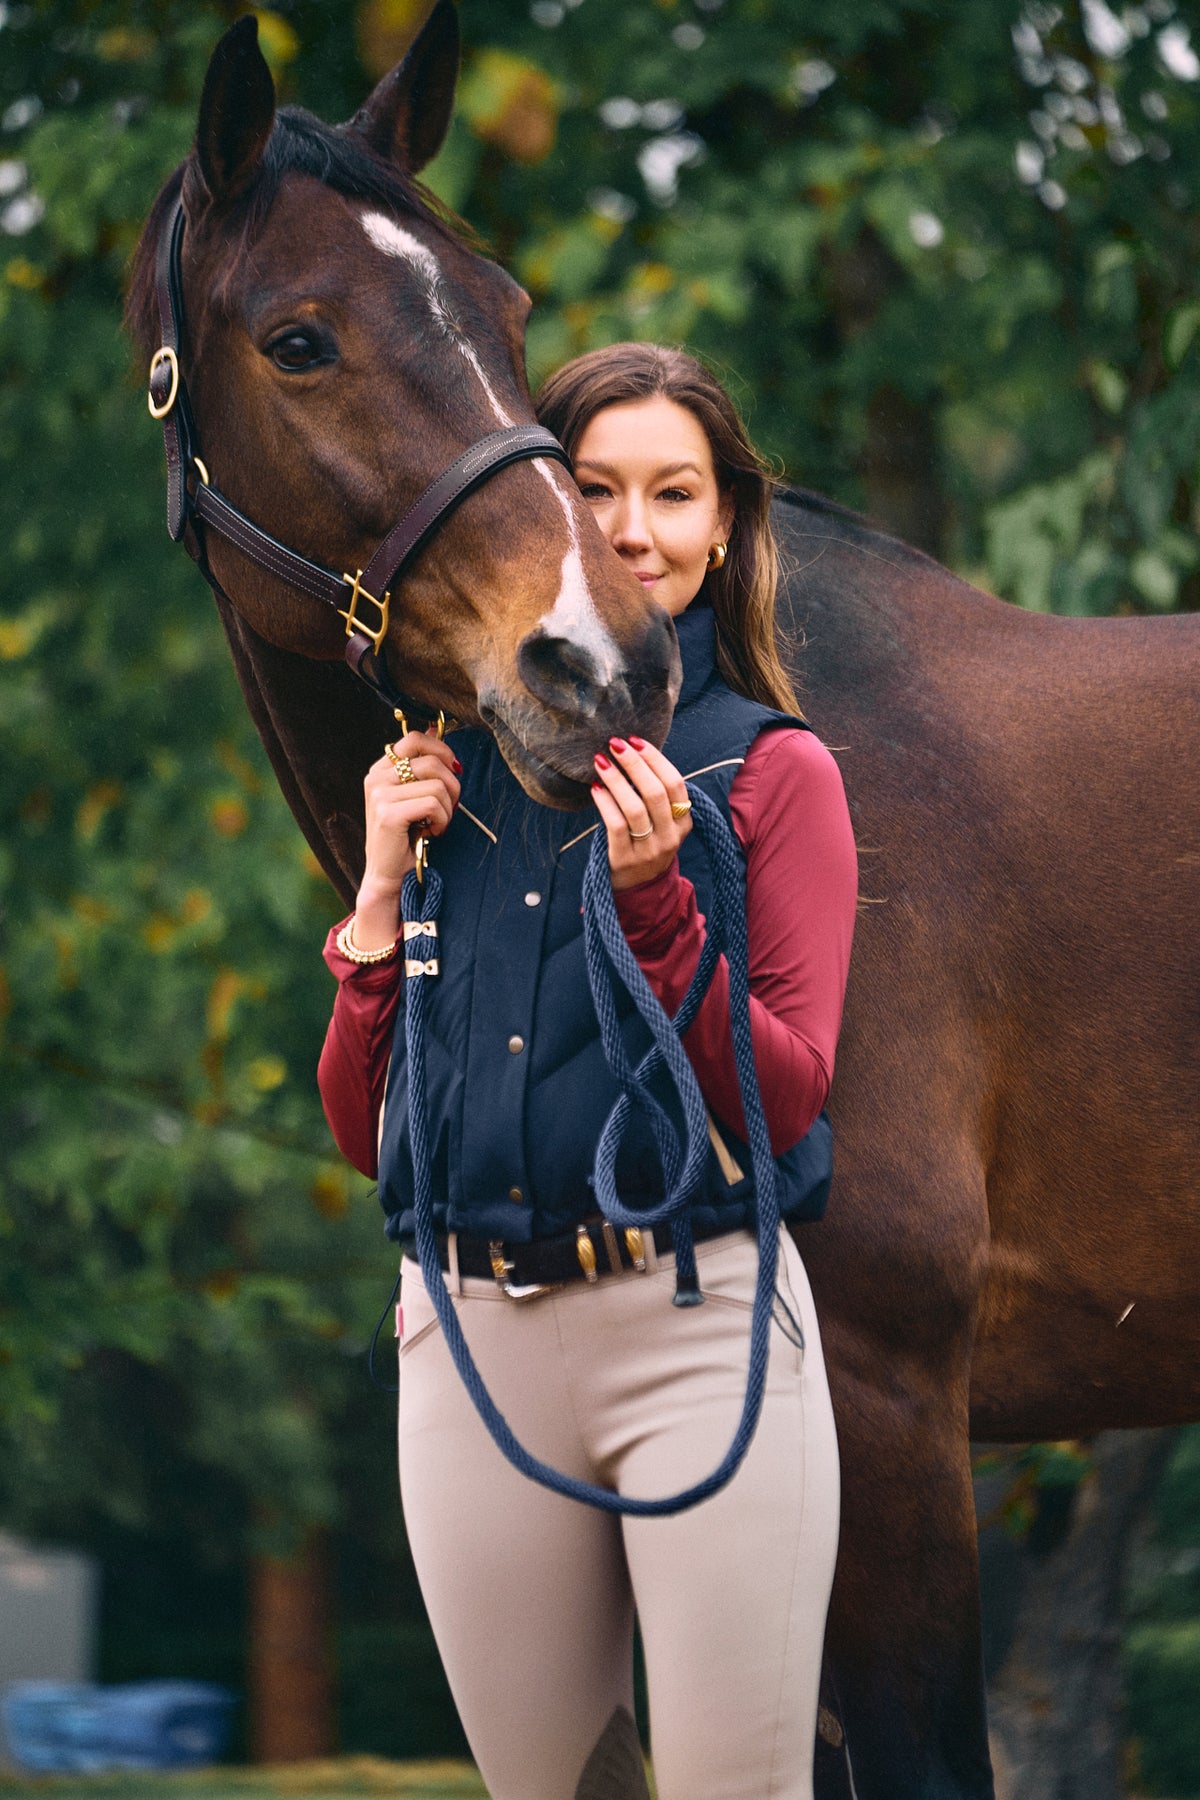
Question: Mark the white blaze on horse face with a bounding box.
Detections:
[361,211,516,427]
[533,480,622,683]
[360,209,622,685]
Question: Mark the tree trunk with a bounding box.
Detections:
[824,228,948,560]
[248,1528,334,1762]
[981,1431,1173,1800]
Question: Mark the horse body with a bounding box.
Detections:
[130,12,1200,1796]
[774,491,1199,1793]
[779,491,1200,1436]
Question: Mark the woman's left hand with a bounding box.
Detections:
[592,735,693,891]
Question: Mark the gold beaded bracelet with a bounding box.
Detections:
[335,918,400,965]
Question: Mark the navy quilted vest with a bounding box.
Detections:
[376,604,833,1243]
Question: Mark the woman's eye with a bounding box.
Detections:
[658,487,693,503]
[266,330,326,371]
[577,482,611,500]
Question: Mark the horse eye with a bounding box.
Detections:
[266,330,325,371]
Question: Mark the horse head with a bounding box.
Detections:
[127,4,679,808]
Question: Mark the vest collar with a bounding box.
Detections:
[674,601,719,710]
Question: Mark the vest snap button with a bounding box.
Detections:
[524,890,541,907]
[507,1034,524,1054]
[508,1186,524,1203]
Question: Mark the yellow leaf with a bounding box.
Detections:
[248,1055,287,1092]
[356,0,437,78]
[143,915,176,954]
[71,895,115,927]
[6,260,45,292]
[460,50,558,165]
[76,780,123,843]
[181,889,213,925]
[206,968,245,1041]
[96,27,156,61]
[311,1166,351,1219]
[209,795,249,838]
[215,740,263,792]
[252,10,300,69]
[631,262,675,296]
[0,620,33,659]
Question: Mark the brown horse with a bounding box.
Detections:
[128,11,1200,1798]
[127,5,677,828]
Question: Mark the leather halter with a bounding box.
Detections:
[147,193,572,724]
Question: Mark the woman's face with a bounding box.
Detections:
[572,396,734,618]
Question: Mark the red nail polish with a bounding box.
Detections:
[609,737,628,753]
[452,757,463,775]
[594,752,611,771]
[590,782,603,794]
[628,735,647,751]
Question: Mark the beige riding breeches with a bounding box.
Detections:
[397,1226,840,1800]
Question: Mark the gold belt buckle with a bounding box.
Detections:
[488,1241,556,1303]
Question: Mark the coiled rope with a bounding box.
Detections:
[400,784,780,1516]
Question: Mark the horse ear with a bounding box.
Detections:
[351,0,460,175]
[194,16,276,208]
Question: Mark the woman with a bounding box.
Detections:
[318,343,858,1800]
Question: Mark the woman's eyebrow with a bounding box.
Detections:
[573,458,704,479]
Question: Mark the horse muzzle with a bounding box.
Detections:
[482,606,681,806]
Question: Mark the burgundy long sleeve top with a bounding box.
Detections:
[318,725,857,1181]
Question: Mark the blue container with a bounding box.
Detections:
[1,1680,235,1773]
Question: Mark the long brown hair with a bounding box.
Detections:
[534,343,801,715]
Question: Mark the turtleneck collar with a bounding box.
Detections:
[673,601,718,709]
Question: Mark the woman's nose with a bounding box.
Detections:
[610,499,653,553]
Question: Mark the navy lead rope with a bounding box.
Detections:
[400,786,780,1516]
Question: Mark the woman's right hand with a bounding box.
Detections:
[352,731,461,951]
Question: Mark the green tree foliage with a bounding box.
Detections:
[0,6,376,1556]
[421,0,1200,609]
[1126,1427,1200,1796]
[1,0,1198,1746]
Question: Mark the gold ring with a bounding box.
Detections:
[670,799,693,820]
[628,824,655,840]
[386,744,416,783]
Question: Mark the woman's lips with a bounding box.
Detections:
[633,571,663,586]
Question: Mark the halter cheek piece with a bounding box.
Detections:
[147,194,572,727]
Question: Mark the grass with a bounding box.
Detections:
[0,1759,488,1800]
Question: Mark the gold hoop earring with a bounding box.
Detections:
[706,541,727,571]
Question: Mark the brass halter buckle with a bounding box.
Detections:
[339,569,391,651]
[147,346,179,419]
[391,708,448,886]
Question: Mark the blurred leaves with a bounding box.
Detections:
[0,0,374,1557]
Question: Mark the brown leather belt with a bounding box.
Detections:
[401,1215,737,1295]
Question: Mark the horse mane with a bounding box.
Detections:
[125,106,479,360]
[776,481,947,574]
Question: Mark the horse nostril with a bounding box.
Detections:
[517,629,605,718]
